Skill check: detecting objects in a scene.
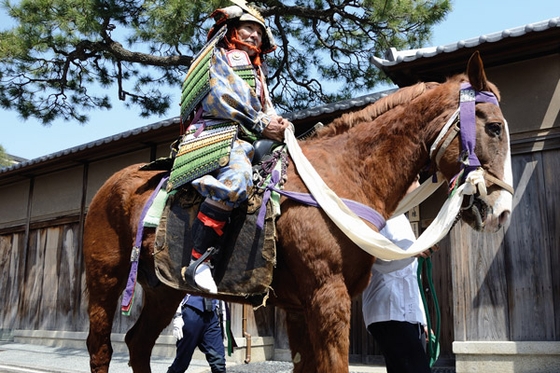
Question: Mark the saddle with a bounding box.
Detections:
[143,139,286,305]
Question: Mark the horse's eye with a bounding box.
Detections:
[486,122,502,137]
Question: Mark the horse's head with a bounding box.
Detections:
[433,51,513,232]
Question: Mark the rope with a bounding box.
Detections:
[417,256,441,367]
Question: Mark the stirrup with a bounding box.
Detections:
[182,247,218,293]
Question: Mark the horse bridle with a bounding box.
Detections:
[430,83,514,195]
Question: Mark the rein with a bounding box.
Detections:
[286,127,465,260]
[417,256,441,367]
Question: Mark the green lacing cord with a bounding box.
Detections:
[417,256,441,367]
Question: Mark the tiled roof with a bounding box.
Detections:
[0,89,397,177]
[371,17,560,87]
[0,116,180,175]
[372,17,560,67]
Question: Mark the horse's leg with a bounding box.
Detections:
[85,242,129,373]
[308,277,351,373]
[86,287,121,373]
[125,284,185,373]
[290,277,351,373]
[285,310,319,372]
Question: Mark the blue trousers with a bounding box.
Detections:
[168,305,226,373]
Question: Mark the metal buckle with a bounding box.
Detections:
[460,87,475,103]
[130,246,140,262]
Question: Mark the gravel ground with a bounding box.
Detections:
[225,361,456,373]
[0,342,455,373]
[227,361,293,373]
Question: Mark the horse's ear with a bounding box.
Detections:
[466,51,489,91]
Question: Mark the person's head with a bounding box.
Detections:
[207,2,277,64]
[235,21,263,56]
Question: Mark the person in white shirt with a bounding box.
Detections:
[362,177,437,373]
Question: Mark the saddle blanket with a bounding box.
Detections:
[152,185,277,304]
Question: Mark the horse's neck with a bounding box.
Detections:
[299,83,459,218]
[299,127,427,219]
[358,128,430,216]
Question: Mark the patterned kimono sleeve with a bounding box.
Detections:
[202,48,271,135]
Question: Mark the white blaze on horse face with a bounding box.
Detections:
[485,120,513,231]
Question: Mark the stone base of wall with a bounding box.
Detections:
[453,341,560,373]
[13,329,274,364]
[273,348,292,362]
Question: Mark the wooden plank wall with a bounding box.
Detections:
[451,148,560,341]
[0,221,268,339]
[0,231,26,332]
[1,224,93,332]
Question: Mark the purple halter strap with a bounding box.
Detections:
[459,82,499,176]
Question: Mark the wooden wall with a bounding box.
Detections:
[0,221,86,332]
[0,213,269,341]
[452,148,560,342]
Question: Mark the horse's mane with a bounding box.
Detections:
[314,82,439,138]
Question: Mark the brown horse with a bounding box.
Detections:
[83,52,513,373]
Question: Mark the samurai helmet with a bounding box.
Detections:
[208,0,277,54]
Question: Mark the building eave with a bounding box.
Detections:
[372,17,560,87]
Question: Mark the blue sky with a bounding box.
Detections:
[2,1,559,160]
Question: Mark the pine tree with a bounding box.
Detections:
[0,0,450,123]
[0,145,13,167]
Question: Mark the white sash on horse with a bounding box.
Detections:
[284,127,485,260]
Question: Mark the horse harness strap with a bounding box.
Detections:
[484,172,513,195]
[417,257,441,367]
[284,128,465,260]
[268,186,387,231]
[121,174,169,315]
[430,84,513,196]
[458,84,482,171]
[434,119,460,165]
[431,115,513,196]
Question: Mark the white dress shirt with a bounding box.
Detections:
[362,214,427,327]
